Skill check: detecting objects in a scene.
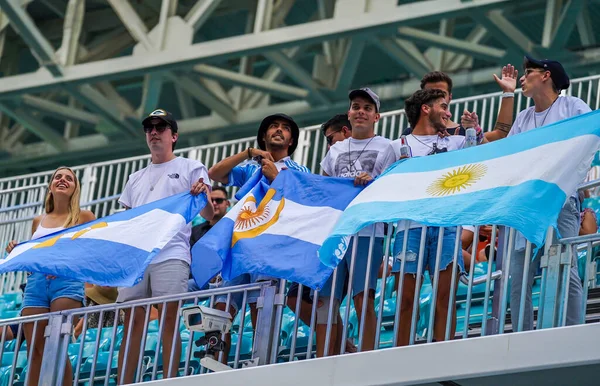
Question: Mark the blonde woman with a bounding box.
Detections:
[6,166,95,386]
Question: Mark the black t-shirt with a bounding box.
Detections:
[402,124,466,136]
[190,222,212,248]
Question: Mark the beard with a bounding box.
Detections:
[429,115,446,131]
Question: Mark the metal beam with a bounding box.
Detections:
[170,74,237,122]
[334,37,367,94]
[175,87,196,119]
[20,94,99,126]
[480,10,535,56]
[0,102,67,151]
[550,0,585,50]
[397,26,505,62]
[0,0,62,75]
[444,25,487,72]
[373,37,431,78]
[107,0,153,50]
[193,64,309,100]
[65,85,138,137]
[184,0,223,32]
[57,0,85,66]
[155,0,178,51]
[0,0,511,98]
[264,50,330,105]
[576,1,595,47]
[542,0,561,48]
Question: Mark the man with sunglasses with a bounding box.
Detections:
[190,186,230,248]
[117,109,214,383]
[505,56,590,331]
[322,114,352,149]
[208,113,309,363]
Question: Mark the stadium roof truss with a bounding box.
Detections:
[0,0,599,174]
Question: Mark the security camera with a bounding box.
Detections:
[181,305,232,334]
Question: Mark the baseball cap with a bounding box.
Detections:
[349,88,380,112]
[257,113,299,155]
[142,109,178,132]
[523,55,570,91]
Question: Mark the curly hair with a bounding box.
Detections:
[404,89,448,129]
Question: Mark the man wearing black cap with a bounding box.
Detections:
[316,88,391,356]
[208,113,309,363]
[116,108,214,383]
[209,113,308,186]
[507,56,590,331]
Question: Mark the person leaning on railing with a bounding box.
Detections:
[503,56,591,331]
[115,109,213,384]
[5,166,96,386]
[208,113,309,364]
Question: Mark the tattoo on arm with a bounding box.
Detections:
[494,122,511,134]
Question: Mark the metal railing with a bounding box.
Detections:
[0,219,594,385]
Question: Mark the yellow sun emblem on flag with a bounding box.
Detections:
[232,188,285,246]
[427,164,487,197]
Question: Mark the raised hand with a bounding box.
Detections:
[493,64,518,93]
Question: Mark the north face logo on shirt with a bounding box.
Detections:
[168,173,179,179]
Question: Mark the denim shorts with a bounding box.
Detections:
[318,236,384,301]
[392,227,463,276]
[21,272,84,309]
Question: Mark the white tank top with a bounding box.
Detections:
[31,215,65,240]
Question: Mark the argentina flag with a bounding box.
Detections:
[1,192,206,287]
[320,110,600,268]
[192,170,362,290]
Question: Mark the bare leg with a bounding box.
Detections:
[21,307,49,386]
[395,273,418,347]
[432,267,458,342]
[118,306,146,384]
[157,301,182,378]
[50,298,83,386]
[353,290,377,351]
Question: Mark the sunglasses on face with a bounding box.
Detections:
[325,128,343,145]
[212,198,226,204]
[524,68,546,77]
[143,124,169,134]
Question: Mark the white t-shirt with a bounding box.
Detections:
[384,134,466,162]
[321,136,391,237]
[119,157,210,265]
[508,96,591,137]
[383,134,466,232]
[509,95,591,249]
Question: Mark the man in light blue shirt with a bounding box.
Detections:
[208,113,309,362]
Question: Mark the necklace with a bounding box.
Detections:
[410,134,440,150]
[348,136,376,172]
[534,96,559,128]
[147,163,168,192]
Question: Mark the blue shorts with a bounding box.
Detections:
[318,236,384,301]
[392,227,463,276]
[21,273,84,309]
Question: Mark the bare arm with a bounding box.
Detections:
[208,148,273,184]
[487,64,518,142]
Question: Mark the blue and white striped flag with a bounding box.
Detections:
[1,192,207,287]
[192,170,362,290]
[319,110,600,267]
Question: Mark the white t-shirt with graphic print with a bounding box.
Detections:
[119,156,210,265]
[321,136,391,236]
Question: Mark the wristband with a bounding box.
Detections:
[475,126,484,144]
[501,92,515,98]
[247,147,253,159]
